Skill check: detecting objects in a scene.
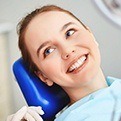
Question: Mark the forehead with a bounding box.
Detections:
[24,11,81,50]
[31,11,79,26]
[25,11,80,35]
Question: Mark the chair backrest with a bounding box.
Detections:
[13,58,70,121]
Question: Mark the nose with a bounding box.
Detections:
[61,48,75,60]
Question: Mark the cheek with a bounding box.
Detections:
[78,33,101,63]
[48,63,59,74]
[41,57,61,77]
[76,31,96,46]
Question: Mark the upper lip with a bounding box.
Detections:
[66,53,88,73]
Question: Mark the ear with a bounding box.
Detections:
[34,71,54,86]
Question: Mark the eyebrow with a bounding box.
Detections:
[61,22,75,32]
[36,22,75,57]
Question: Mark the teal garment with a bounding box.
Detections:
[55,77,121,121]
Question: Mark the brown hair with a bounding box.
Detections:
[17,5,87,73]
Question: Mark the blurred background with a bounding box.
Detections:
[0,0,120,120]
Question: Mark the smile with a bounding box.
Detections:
[67,54,88,73]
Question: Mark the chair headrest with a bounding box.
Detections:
[13,58,70,120]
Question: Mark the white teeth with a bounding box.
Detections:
[77,59,83,65]
[81,56,86,62]
[72,65,76,69]
[74,62,80,68]
[69,67,74,72]
[68,55,87,72]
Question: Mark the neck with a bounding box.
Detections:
[64,68,108,104]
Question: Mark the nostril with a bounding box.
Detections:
[65,50,75,58]
[62,49,76,59]
[66,55,69,57]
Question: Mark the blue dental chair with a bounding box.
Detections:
[13,58,70,121]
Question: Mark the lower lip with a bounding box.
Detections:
[71,54,89,74]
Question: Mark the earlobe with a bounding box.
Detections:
[34,71,54,86]
[41,75,54,86]
[46,80,54,86]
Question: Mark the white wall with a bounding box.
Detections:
[0,0,120,114]
[0,33,13,121]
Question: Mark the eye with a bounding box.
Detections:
[66,29,75,38]
[43,47,55,57]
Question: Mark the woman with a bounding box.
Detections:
[7,5,121,121]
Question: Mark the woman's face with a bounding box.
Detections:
[24,11,101,89]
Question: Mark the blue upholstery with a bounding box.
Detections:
[13,58,70,121]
